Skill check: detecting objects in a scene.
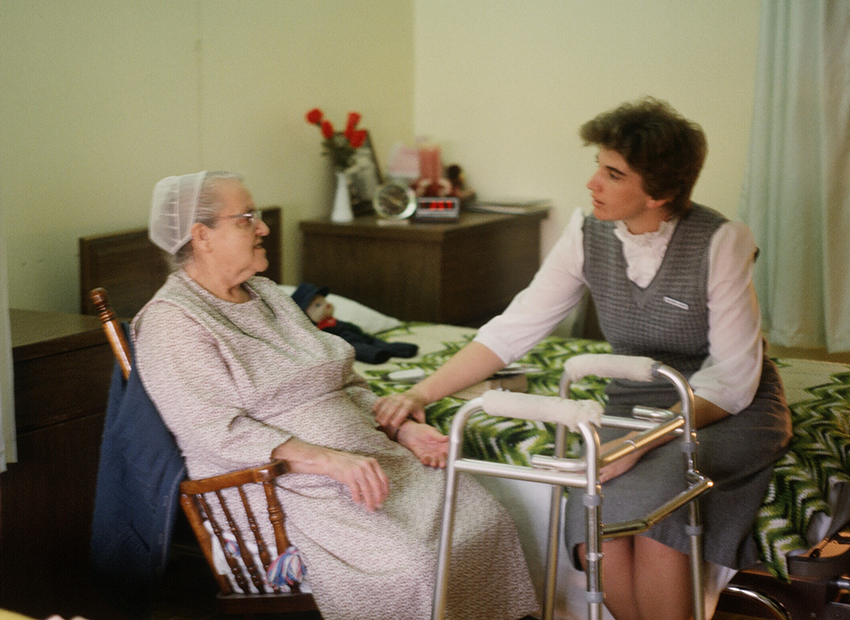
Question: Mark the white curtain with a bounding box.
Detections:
[739,0,850,351]
[0,194,16,471]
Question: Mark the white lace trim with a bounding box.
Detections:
[613,218,679,288]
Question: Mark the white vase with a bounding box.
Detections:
[330,170,353,223]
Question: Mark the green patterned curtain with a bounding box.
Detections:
[0,196,16,472]
[739,0,850,351]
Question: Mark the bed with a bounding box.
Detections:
[79,216,850,619]
[354,320,850,619]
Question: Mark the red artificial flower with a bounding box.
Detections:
[306,108,367,170]
[345,112,361,132]
[348,129,367,149]
[305,108,323,125]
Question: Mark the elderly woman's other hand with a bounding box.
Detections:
[373,390,428,430]
[324,450,390,511]
[272,438,389,511]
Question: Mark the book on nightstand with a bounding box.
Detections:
[466,198,552,215]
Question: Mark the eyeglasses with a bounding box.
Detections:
[216,209,263,229]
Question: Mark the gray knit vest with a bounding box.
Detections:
[583,204,727,378]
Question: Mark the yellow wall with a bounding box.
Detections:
[0,0,759,314]
[0,0,415,312]
[414,0,760,250]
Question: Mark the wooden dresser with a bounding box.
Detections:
[1,309,116,619]
[300,209,549,326]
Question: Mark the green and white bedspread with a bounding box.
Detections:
[358,323,850,583]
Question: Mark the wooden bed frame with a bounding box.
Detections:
[78,206,282,318]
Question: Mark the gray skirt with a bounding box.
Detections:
[564,356,792,569]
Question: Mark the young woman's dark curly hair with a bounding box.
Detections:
[579,97,707,216]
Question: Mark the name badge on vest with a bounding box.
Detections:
[663,296,690,311]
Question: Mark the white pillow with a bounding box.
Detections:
[279,285,402,334]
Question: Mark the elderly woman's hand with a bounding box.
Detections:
[396,421,449,468]
[372,390,428,430]
[324,450,390,511]
[272,438,389,511]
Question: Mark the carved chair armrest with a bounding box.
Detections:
[180,460,289,494]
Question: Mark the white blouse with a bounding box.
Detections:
[474,208,763,414]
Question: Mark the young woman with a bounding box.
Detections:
[374,98,792,620]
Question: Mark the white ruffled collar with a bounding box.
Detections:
[613,217,678,244]
[612,218,679,288]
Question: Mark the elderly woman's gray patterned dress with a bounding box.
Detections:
[133,272,538,620]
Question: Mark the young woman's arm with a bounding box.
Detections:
[373,342,505,430]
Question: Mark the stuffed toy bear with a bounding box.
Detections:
[291,283,418,364]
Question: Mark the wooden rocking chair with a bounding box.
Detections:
[90,287,320,617]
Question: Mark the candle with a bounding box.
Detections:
[418,144,442,184]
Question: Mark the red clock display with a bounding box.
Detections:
[414,197,460,222]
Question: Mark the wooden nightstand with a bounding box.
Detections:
[299,209,548,326]
[4,309,115,618]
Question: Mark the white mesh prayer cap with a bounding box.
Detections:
[149,171,208,254]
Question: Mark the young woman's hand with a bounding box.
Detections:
[373,390,428,430]
[373,342,506,432]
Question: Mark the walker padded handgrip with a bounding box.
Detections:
[563,354,656,383]
[481,390,603,431]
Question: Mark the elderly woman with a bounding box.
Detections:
[132,171,538,620]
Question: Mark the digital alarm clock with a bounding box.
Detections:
[414,196,460,222]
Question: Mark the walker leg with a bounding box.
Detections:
[542,485,563,620]
[431,462,460,620]
[584,489,604,620]
[542,423,568,620]
[583,427,604,620]
[688,498,706,620]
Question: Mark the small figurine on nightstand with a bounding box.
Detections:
[446,164,477,207]
[292,283,419,364]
